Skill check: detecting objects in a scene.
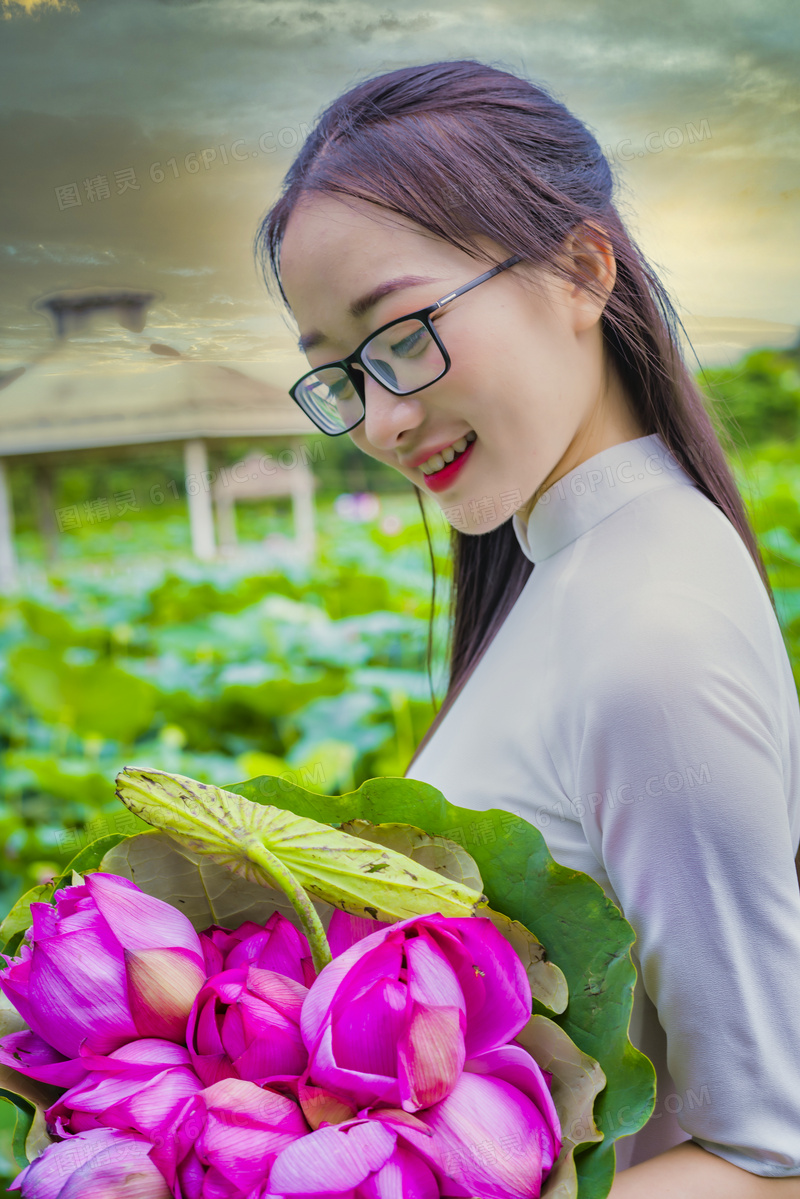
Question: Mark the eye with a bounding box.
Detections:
[388,324,430,358]
[328,375,352,399]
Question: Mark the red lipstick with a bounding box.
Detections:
[422,438,476,493]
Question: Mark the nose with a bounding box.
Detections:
[361,371,426,452]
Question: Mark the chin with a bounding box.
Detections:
[436,497,514,536]
[452,521,507,537]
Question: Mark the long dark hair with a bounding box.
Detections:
[253,59,776,770]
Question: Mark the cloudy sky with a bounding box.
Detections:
[0,0,797,380]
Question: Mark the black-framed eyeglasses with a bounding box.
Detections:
[289,253,523,436]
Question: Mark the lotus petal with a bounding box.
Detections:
[0,1031,88,1087]
[267,1119,396,1194]
[326,911,390,958]
[125,948,206,1042]
[84,874,204,965]
[412,1071,554,1199]
[398,1003,464,1112]
[8,1128,165,1199]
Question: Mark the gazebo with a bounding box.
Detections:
[0,288,318,590]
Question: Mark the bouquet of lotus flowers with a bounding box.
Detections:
[0,770,657,1199]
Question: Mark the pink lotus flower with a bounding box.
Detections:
[45,1039,203,1144]
[153,1076,309,1199]
[266,1057,561,1199]
[1,891,562,1199]
[262,1113,439,1199]
[406,1047,562,1197]
[0,1029,90,1088]
[8,1127,170,1198]
[300,913,533,1113]
[0,874,206,1058]
[200,914,315,987]
[186,966,308,1087]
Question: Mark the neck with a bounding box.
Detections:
[517,405,647,525]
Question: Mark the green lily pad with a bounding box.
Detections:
[100,830,337,933]
[229,773,655,1199]
[339,820,483,894]
[114,768,484,969]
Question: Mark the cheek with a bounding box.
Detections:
[348,428,399,472]
[348,427,374,458]
[443,310,545,405]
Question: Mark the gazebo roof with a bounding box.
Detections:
[0,287,315,458]
[0,290,321,590]
[0,336,314,457]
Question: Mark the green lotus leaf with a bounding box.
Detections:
[51,833,130,885]
[115,768,485,970]
[230,773,655,1199]
[99,829,337,934]
[100,827,482,941]
[115,768,483,924]
[483,908,568,1016]
[0,1072,60,1170]
[0,886,53,957]
[0,1091,35,1172]
[516,1015,607,1198]
[0,1001,59,1169]
[339,819,483,894]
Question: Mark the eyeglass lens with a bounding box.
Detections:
[295,319,446,433]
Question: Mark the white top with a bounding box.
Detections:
[409,433,800,1176]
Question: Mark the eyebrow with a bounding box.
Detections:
[296,275,438,353]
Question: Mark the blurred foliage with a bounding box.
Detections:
[8,433,407,548]
[695,345,800,679]
[0,496,453,927]
[699,343,800,450]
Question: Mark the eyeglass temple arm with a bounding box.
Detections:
[430,254,523,312]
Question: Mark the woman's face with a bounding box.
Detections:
[279,193,642,533]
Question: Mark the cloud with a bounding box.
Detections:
[162,266,216,277]
[0,0,797,363]
[1,0,77,18]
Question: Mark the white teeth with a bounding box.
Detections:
[418,432,476,475]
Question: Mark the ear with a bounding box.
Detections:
[559,220,617,332]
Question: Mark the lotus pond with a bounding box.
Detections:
[2,433,800,1188]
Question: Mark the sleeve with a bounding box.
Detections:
[567,587,800,1177]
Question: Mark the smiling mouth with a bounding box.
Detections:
[419,431,477,475]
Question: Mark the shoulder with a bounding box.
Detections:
[563,567,784,770]
[561,584,788,794]
[581,582,765,691]
[563,483,780,695]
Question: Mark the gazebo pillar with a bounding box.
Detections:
[184,439,216,560]
[291,439,316,562]
[0,459,18,592]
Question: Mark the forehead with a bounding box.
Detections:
[279,194,457,317]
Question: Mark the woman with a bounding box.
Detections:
[255,60,800,1195]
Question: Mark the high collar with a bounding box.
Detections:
[511,432,697,565]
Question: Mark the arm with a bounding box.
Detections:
[610,1142,800,1197]
[560,585,800,1185]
